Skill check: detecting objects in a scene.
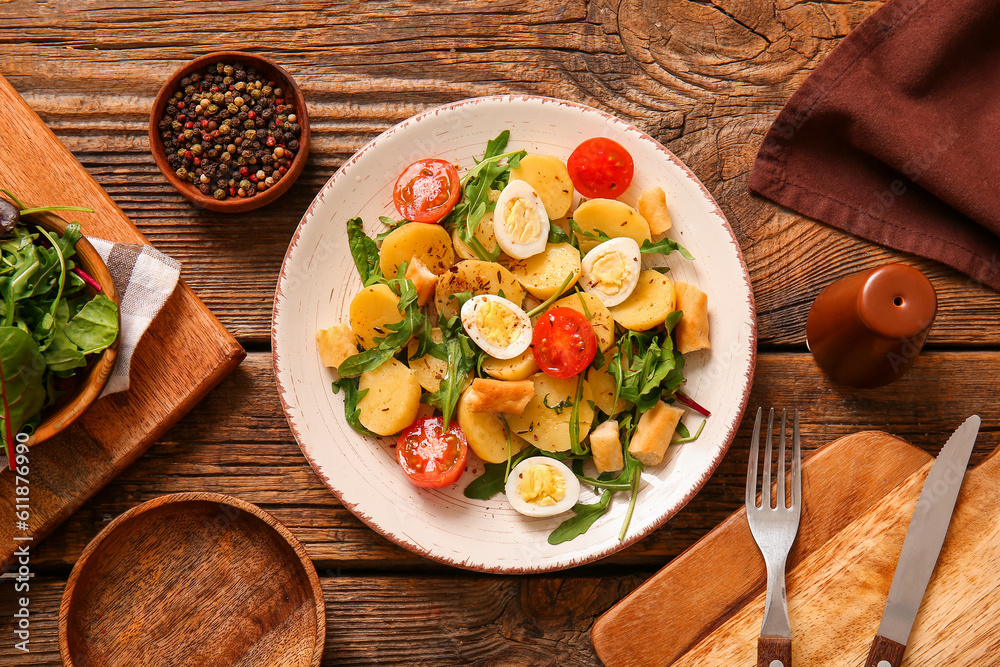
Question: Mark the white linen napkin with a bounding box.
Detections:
[87,238,181,395]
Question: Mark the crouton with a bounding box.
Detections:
[465,378,535,415]
[674,282,710,354]
[316,323,359,368]
[590,420,623,473]
[404,257,438,307]
[628,402,685,466]
[638,187,672,235]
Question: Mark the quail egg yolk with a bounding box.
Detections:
[517,464,566,507]
[475,300,518,348]
[503,199,542,245]
[590,250,629,295]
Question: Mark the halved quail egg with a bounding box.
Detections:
[493,179,550,259]
[460,294,533,360]
[505,456,581,517]
[580,237,642,308]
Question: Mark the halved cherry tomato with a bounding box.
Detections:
[531,307,598,379]
[392,158,461,223]
[396,417,469,488]
[566,137,634,199]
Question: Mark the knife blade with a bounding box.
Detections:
[863,415,981,667]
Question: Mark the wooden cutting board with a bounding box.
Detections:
[0,75,245,569]
[592,430,1000,666]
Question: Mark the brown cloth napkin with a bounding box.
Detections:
[748,0,1000,291]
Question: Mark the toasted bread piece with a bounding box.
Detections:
[628,401,685,466]
[590,419,623,473]
[405,256,439,307]
[316,323,359,368]
[674,281,710,354]
[465,378,535,415]
[638,186,672,235]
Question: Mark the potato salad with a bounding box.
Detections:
[317,132,712,543]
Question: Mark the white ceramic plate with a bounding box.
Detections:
[273,96,756,573]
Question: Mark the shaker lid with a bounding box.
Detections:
[858,264,937,340]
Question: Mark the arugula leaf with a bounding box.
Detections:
[337,273,425,377]
[331,377,377,436]
[375,216,408,243]
[543,394,572,415]
[569,219,611,244]
[640,237,694,260]
[618,451,643,541]
[424,333,475,429]
[547,223,570,244]
[464,446,539,500]
[0,327,46,466]
[548,489,613,545]
[345,217,383,285]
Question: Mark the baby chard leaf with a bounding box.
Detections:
[346,217,383,286]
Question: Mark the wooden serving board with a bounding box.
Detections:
[0,75,245,569]
[592,430,1000,666]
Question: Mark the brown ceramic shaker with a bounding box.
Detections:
[806,263,937,388]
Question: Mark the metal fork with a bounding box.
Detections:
[746,407,802,667]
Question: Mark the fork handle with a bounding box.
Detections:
[863,634,906,667]
[757,636,791,667]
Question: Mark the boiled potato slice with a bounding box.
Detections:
[548,292,615,352]
[434,260,525,319]
[350,283,403,349]
[451,211,500,261]
[357,357,421,436]
[379,222,455,279]
[505,243,581,300]
[406,328,446,392]
[507,373,594,453]
[510,154,574,219]
[573,198,652,253]
[481,348,540,381]
[587,366,626,416]
[457,390,528,463]
[609,270,676,331]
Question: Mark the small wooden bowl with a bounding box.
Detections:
[148,52,310,213]
[59,493,326,667]
[25,209,119,447]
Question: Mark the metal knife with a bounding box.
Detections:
[863,415,981,667]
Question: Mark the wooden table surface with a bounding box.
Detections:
[2,1,998,665]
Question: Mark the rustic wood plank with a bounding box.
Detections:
[1,0,997,345]
[0,574,643,666]
[23,350,1000,574]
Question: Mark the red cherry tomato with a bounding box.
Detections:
[532,307,598,379]
[396,417,469,488]
[392,159,461,223]
[566,137,634,199]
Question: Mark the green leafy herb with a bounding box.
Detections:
[331,377,376,436]
[548,489,613,545]
[568,374,586,455]
[547,223,570,244]
[543,394,572,415]
[446,130,526,261]
[63,294,118,354]
[424,333,475,428]
[672,419,706,444]
[569,219,611,244]
[345,217,384,285]
[0,327,46,467]
[375,216,408,243]
[640,237,694,260]
[525,272,576,318]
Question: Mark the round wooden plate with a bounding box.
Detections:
[59,493,325,667]
[273,96,756,573]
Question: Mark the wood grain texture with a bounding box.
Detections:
[864,635,906,667]
[758,637,792,667]
[0,75,245,571]
[60,493,324,667]
[593,433,1000,667]
[3,0,1000,665]
[1,0,998,345]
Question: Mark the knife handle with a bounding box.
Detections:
[864,634,906,667]
[757,636,791,667]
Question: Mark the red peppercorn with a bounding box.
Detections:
[230,187,237,197]
[200,119,209,128]
[276,98,285,105]
[177,134,186,142]
[176,102,185,110]
[177,114,186,122]
[278,166,287,175]
[184,121,194,129]
[211,85,219,93]
[240,166,249,176]
[202,133,211,142]
[193,157,201,166]
[265,136,275,147]
[211,130,220,138]
[247,111,256,119]
[249,174,258,183]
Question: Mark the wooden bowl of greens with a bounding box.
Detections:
[0,194,119,464]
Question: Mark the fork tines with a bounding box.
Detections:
[746,407,801,511]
